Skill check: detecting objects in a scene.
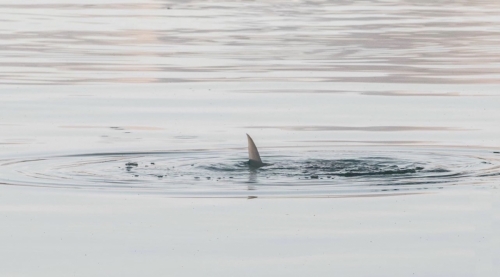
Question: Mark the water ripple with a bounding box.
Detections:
[1,147,498,197]
[1,0,500,85]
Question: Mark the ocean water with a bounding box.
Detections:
[1,0,500,276]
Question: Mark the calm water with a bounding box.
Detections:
[1,0,500,197]
[1,1,500,276]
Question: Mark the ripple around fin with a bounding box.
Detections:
[0,147,497,197]
[247,134,264,167]
[248,159,264,168]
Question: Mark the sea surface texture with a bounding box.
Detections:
[1,0,500,197]
[0,0,499,276]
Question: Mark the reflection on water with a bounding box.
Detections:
[1,3,500,277]
[0,3,499,276]
[1,0,500,85]
[247,125,466,132]
[0,0,500,196]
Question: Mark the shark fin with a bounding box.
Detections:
[247,134,263,167]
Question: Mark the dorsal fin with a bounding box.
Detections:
[247,134,263,166]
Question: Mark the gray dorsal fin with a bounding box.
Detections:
[247,134,263,165]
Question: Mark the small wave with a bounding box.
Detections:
[0,147,498,197]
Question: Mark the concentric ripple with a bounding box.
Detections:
[1,147,499,197]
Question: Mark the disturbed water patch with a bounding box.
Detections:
[0,147,499,197]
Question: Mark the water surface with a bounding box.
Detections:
[1,0,500,197]
[1,2,500,275]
